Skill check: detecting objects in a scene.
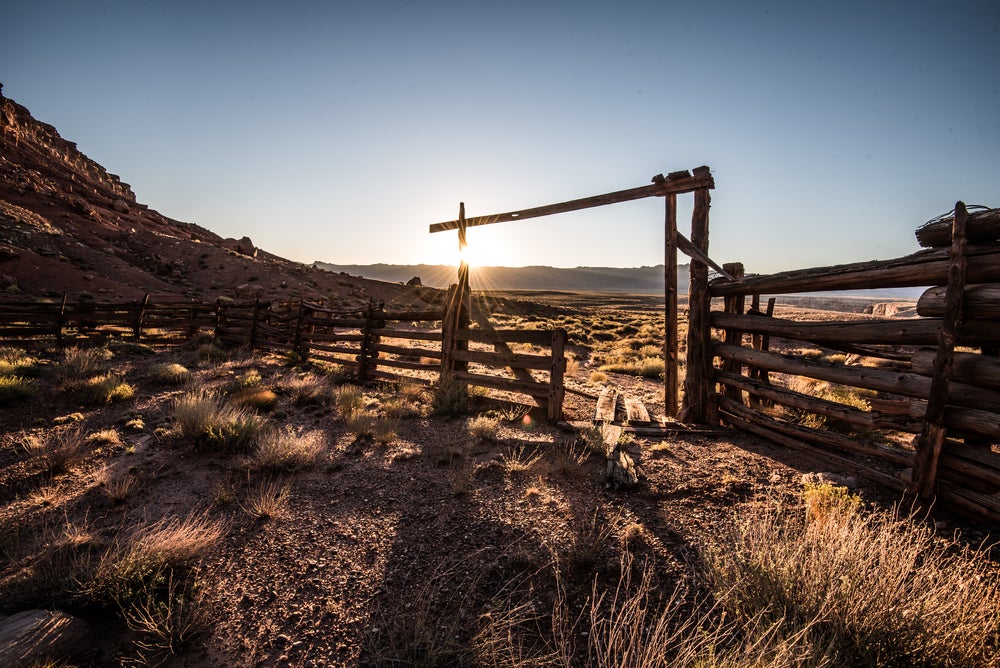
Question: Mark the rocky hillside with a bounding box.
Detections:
[0,91,432,308]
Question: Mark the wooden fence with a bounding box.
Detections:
[686,204,1000,520]
[0,293,569,420]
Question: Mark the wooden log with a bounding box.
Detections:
[454,328,555,346]
[381,310,445,322]
[451,348,552,370]
[375,342,443,359]
[939,451,1000,493]
[310,354,360,368]
[717,396,908,492]
[911,348,1000,390]
[302,332,365,344]
[711,311,1000,346]
[917,283,1000,319]
[595,387,619,422]
[369,328,443,341]
[664,193,679,418]
[368,369,436,386]
[451,370,550,397]
[369,357,440,372]
[680,185,714,424]
[907,401,1000,440]
[934,480,1000,523]
[428,169,714,233]
[714,343,1000,414]
[306,342,363,356]
[915,207,1000,248]
[714,371,918,437]
[709,245,1000,297]
[913,201,968,499]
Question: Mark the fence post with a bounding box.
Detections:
[358,304,373,383]
[680,182,714,424]
[664,193,679,418]
[293,300,308,362]
[134,293,149,341]
[439,284,460,382]
[548,328,568,421]
[249,296,260,349]
[721,263,745,405]
[912,201,969,499]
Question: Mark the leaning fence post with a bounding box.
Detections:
[134,293,149,341]
[912,201,969,499]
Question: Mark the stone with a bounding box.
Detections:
[606,449,638,489]
[0,609,94,667]
[111,198,130,213]
[406,276,422,286]
[234,236,257,257]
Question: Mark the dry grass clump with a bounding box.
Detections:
[123,570,210,661]
[334,384,365,416]
[280,371,331,405]
[57,346,112,381]
[247,427,325,471]
[466,415,500,442]
[33,428,89,474]
[701,486,1000,667]
[173,391,269,452]
[0,374,38,405]
[149,362,191,385]
[87,428,122,447]
[230,387,279,411]
[588,370,609,384]
[54,346,135,403]
[88,512,223,607]
[242,479,291,520]
[0,346,42,376]
[372,416,400,445]
[98,466,140,504]
[499,445,542,474]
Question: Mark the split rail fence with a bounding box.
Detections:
[0,292,568,420]
[686,205,1000,520]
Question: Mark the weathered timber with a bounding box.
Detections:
[907,401,1000,440]
[917,283,1000,319]
[717,396,908,491]
[451,348,552,370]
[624,397,651,423]
[911,349,1000,390]
[709,245,1000,296]
[595,387,619,422]
[935,479,1000,523]
[454,328,555,346]
[451,370,549,398]
[375,342,442,359]
[380,310,444,321]
[429,170,714,233]
[714,371,919,438]
[711,311,999,346]
[369,328,443,341]
[309,353,359,368]
[916,207,1000,248]
[547,329,567,421]
[370,357,440,372]
[681,185,714,424]
[369,369,436,386]
[913,202,968,499]
[664,193,679,417]
[940,450,1000,494]
[306,342,363,356]
[713,342,1000,413]
[469,302,539,390]
[303,332,365,344]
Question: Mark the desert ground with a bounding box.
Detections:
[2,292,999,668]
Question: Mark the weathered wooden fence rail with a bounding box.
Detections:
[691,203,1000,521]
[0,294,568,420]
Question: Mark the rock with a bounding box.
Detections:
[111,198,130,213]
[866,303,900,317]
[406,276,422,287]
[233,236,257,258]
[0,244,18,261]
[0,609,94,667]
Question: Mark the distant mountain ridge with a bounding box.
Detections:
[313,262,691,293]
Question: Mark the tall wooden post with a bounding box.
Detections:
[134,293,149,341]
[56,293,67,345]
[912,202,969,498]
[680,178,714,424]
[664,194,679,418]
[549,328,568,421]
[455,203,470,373]
[721,263,745,404]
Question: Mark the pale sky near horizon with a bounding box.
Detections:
[2,1,998,273]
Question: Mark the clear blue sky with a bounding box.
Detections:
[3,1,998,273]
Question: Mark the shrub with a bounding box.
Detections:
[173,391,269,452]
[0,374,38,405]
[123,570,210,660]
[149,362,191,385]
[0,347,41,377]
[344,410,376,438]
[57,346,112,381]
[466,415,500,442]
[242,479,290,520]
[230,387,278,411]
[372,416,400,445]
[87,428,122,447]
[248,427,325,471]
[280,371,330,405]
[431,377,470,417]
[36,428,89,474]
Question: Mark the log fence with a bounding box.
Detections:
[687,202,1000,521]
[0,292,569,420]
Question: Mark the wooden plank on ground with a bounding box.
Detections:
[624,398,651,423]
[595,387,619,422]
